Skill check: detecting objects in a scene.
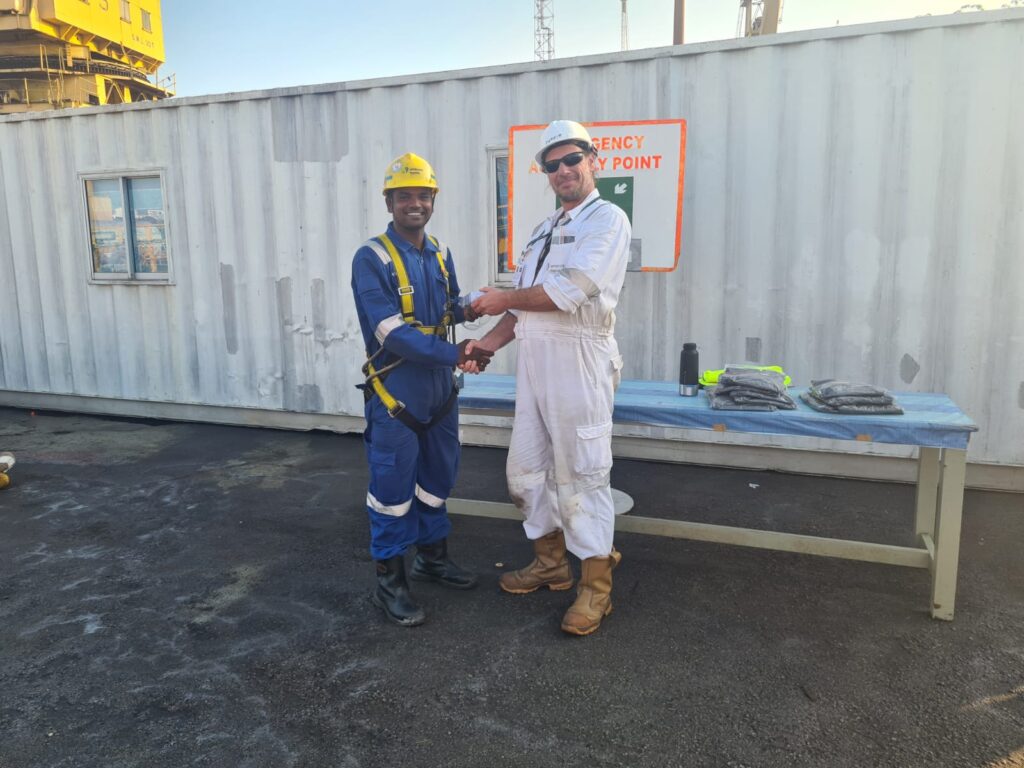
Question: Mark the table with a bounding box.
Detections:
[452,376,978,620]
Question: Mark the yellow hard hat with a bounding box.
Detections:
[382,152,439,195]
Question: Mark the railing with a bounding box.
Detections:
[156,71,175,95]
[0,45,174,109]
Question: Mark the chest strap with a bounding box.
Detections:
[360,232,458,431]
[377,232,451,328]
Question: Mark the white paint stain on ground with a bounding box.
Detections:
[59,577,94,591]
[18,612,104,638]
[16,543,111,566]
[30,500,88,521]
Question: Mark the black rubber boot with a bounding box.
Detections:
[410,538,479,590]
[372,555,426,627]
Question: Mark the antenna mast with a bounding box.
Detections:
[534,0,555,61]
[620,0,629,51]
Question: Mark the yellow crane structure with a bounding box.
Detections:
[0,0,172,114]
[738,0,782,37]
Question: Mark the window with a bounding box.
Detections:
[141,8,151,32]
[490,150,513,282]
[84,174,170,281]
[120,0,130,22]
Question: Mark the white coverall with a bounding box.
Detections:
[507,188,631,560]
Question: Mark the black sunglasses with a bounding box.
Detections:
[542,151,587,174]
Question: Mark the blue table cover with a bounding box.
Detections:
[459,375,978,450]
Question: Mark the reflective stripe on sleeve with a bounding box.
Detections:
[366,491,412,517]
[374,313,404,343]
[364,240,391,265]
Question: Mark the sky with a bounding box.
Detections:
[161,1,1004,98]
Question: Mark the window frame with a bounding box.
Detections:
[140,8,152,32]
[486,145,515,286]
[120,0,130,22]
[80,169,174,285]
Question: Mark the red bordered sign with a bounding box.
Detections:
[508,119,686,273]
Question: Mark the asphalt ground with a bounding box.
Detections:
[1,406,1022,768]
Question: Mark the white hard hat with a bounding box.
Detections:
[535,120,594,164]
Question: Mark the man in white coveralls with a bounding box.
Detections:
[470,120,631,636]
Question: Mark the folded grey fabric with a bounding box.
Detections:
[708,387,775,411]
[711,368,796,411]
[719,368,788,396]
[709,385,795,411]
[822,394,895,407]
[729,391,797,409]
[716,385,789,401]
[809,379,889,400]
[800,391,903,415]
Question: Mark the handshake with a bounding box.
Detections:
[455,286,511,375]
[456,340,492,374]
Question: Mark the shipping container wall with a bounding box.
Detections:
[0,12,1022,466]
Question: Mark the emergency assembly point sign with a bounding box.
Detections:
[508,119,686,272]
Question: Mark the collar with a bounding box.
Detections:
[386,222,438,256]
[557,188,602,223]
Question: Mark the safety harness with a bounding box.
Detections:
[360,232,459,434]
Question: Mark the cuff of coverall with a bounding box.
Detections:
[542,276,588,313]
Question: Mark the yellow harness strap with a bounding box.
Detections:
[378,233,416,323]
[363,233,456,421]
[377,233,451,335]
[429,236,449,280]
[365,360,403,415]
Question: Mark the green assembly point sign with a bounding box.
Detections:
[556,177,634,224]
[597,177,634,225]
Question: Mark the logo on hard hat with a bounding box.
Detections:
[536,120,595,164]
[382,152,440,194]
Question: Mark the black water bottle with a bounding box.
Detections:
[679,342,699,396]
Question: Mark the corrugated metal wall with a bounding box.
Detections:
[1,11,1022,467]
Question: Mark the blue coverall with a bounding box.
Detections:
[351,223,467,560]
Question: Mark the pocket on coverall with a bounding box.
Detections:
[573,421,613,476]
[368,445,403,502]
[611,354,624,392]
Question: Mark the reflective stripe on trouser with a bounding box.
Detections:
[506,332,618,560]
[363,396,459,560]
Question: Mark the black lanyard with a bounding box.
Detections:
[530,214,564,286]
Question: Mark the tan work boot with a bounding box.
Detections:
[499,530,575,594]
[560,549,622,636]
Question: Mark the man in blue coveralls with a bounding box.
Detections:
[351,152,493,627]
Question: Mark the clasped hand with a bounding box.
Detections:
[456,340,493,374]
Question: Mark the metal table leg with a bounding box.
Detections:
[930,448,967,620]
[915,447,941,539]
